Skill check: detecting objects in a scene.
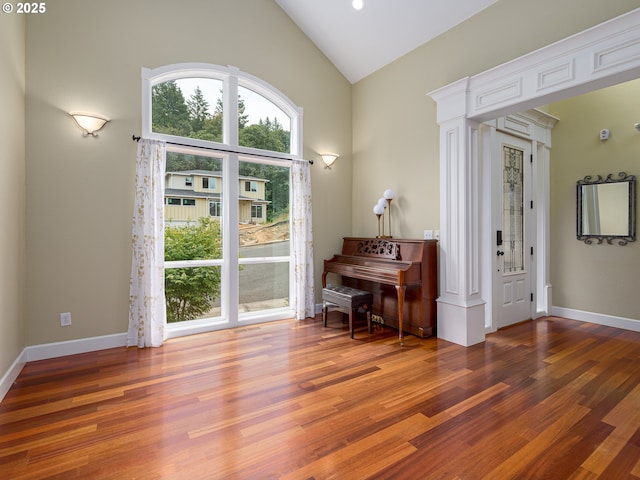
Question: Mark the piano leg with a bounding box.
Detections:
[395,285,406,346]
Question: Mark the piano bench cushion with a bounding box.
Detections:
[322,285,373,308]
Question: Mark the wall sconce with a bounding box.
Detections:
[634,123,640,132]
[321,154,339,169]
[69,111,110,137]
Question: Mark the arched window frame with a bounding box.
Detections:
[141,63,303,158]
[140,63,306,336]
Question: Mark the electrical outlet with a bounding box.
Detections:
[423,230,433,240]
[60,312,72,327]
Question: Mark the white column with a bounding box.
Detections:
[429,78,486,346]
[536,142,552,317]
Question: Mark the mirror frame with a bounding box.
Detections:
[576,172,636,245]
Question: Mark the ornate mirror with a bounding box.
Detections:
[577,172,636,245]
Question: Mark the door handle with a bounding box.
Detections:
[497,251,504,256]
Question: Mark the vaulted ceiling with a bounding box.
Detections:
[275,0,498,83]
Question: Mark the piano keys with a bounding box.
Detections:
[322,237,438,344]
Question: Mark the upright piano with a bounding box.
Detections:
[322,237,438,344]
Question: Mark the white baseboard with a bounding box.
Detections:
[0,333,128,404]
[25,333,128,362]
[0,349,28,403]
[551,306,640,332]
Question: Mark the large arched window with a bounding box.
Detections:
[143,63,302,157]
[142,63,304,337]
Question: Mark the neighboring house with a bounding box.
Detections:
[164,170,270,225]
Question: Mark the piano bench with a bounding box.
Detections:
[322,286,373,339]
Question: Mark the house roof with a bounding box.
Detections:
[165,188,220,199]
[167,170,221,177]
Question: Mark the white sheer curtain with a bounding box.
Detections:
[291,159,315,320]
[127,138,167,348]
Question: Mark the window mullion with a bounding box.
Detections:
[223,154,239,323]
[225,68,239,146]
[165,259,223,269]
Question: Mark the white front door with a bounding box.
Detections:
[494,133,533,329]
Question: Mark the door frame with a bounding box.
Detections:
[482,114,557,333]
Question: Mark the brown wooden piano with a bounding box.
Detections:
[322,237,438,344]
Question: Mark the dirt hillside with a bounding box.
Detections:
[239,221,289,246]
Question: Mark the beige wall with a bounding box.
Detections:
[351,0,640,239]
[24,0,352,345]
[548,79,640,320]
[0,13,26,374]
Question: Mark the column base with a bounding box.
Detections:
[437,298,486,346]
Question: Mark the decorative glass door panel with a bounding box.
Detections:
[503,146,525,274]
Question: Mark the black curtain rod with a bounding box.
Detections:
[132,135,313,164]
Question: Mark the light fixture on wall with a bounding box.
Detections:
[69,111,110,137]
[634,122,640,132]
[321,154,339,169]
[352,0,364,10]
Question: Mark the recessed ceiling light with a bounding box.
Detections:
[352,0,364,10]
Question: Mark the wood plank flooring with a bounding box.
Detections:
[1,315,640,479]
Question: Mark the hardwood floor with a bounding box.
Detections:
[1,315,640,479]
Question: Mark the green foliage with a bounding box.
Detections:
[193,115,223,142]
[239,117,289,153]
[186,86,211,132]
[164,217,222,323]
[152,81,192,136]
[238,97,249,128]
[166,152,222,172]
